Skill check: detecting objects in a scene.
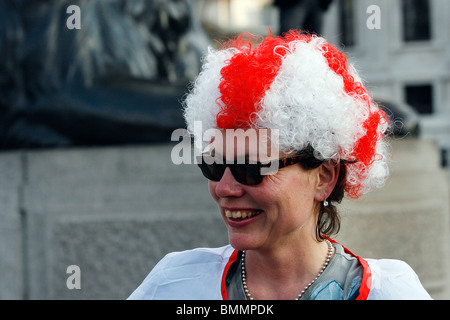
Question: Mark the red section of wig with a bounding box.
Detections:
[216,31,312,129]
[320,39,388,197]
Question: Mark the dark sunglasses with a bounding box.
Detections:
[197,150,323,186]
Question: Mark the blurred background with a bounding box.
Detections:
[0,0,449,299]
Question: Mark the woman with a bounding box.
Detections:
[129,30,431,300]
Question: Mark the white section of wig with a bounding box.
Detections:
[183,46,236,152]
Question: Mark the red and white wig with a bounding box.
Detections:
[183,30,390,199]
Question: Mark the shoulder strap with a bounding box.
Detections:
[328,238,372,300]
[221,249,239,300]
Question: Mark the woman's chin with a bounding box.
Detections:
[228,233,260,251]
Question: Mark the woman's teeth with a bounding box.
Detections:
[224,209,262,220]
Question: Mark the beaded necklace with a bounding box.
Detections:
[240,239,334,300]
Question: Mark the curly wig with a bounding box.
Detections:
[183,30,390,199]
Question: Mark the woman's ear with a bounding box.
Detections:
[314,161,340,202]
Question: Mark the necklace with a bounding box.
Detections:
[241,239,333,300]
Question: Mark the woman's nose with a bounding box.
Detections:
[214,167,245,198]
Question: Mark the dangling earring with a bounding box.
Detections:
[323,200,329,207]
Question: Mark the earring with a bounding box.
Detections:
[323,200,329,207]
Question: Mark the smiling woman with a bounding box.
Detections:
[128,30,431,300]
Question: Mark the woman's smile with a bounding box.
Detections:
[223,208,264,228]
[224,208,263,220]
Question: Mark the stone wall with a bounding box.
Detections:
[0,139,448,299]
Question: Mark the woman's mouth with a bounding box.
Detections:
[224,209,263,220]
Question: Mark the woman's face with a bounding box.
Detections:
[207,129,324,251]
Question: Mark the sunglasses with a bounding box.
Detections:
[197,150,323,186]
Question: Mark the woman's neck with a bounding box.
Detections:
[243,236,332,300]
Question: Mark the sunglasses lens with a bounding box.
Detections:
[231,164,263,185]
[197,156,263,185]
[198,161,225,181]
